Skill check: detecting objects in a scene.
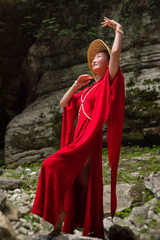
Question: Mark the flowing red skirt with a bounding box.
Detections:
[31,89,105,238]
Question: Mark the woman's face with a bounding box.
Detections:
[91,52,109,75]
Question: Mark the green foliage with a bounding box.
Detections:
[0,159,5,168]
[120,0,160,25]
[143,78,160,85]
[58,29,73,35]
[154,200,160,214]
[126,77,135,88]
[116,208,132,218]
[23,213,41,232]
[40,17,60,37]
[130,183,154,207]
[103,145,160,185]
[15,0,101,41]
[125,86,160,128]
[20,159,43,169]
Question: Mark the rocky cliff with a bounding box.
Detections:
[0,0,160,166]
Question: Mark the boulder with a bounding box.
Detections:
[0,0,160,166]
[0,211,16,240]
[1,0,160,166]
[128,204,150,227]
[107,224,138,240]
[0,176,20,190]
[0,189,6,211]
[144,172,160,198]
[4,43,160,166]
[4,62,90,167]
[103,183,133,216]
[18,205,31,217]
[3,201,19,221]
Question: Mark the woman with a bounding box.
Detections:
[31,17,125,239]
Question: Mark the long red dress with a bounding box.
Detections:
[31,67,125,239]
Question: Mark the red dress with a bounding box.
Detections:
[31,67,125,239]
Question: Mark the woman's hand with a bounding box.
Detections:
[60,74,93,107]
[101,17,122,30]
[101,17,123,83]
[76,74,93,87]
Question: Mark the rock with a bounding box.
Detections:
[128,205,150,227]
[147,210,159,221]
[31,213,41,223]
[0,189,6,211]
[22,222,31,230]
[18,227,28,235]
[3,201,19,221]
[103,183,133,216]
[12,221,21,230]
[20,218,27,223]
[31,231,103,240]
[1,0,160,165]
[14,167,24,175]
[130,172,140,178]
[0,176,20,190]
[73,230,82,237]
[16,234,26,240]
[144,172,160,198]
[28,231,34,236]
[9,193,20,202]
[0,210,16,240]
[143,126,160,145]
[113,217,126,226]
[103,217,114,232]
[139,231,160,240]
[18,206,31,217]
[107,224,138,240]
[145,197,157,206]
[40,218,53,231]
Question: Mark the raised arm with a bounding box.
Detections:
[101,17,123,82]
[60,74,92,107]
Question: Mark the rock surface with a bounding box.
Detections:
[1,0,160,166]
[0,176,20,190]
[144,171,160,198]
[103,183,133,216]
[0,189,6,211]
[0,211,16,240]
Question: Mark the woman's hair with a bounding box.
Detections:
[98,50,110,60]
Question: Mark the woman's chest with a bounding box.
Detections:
[78,84,99,111]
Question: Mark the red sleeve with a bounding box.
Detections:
[67,89,84,118]
[61,89,83,148]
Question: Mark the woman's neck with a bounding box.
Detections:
[95,73,105,81]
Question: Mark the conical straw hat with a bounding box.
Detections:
[87,39,111,81]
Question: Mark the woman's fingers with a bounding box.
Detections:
[81,74,93,80]
[83,79,92,86]
[101,19,113,28]
[101,21,108,27]
[85,76,93,80]
[101,17,118,29]
[77,74,93,85]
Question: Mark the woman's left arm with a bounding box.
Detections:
[101,17,123,82]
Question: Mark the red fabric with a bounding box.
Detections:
[31,67,125,238]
